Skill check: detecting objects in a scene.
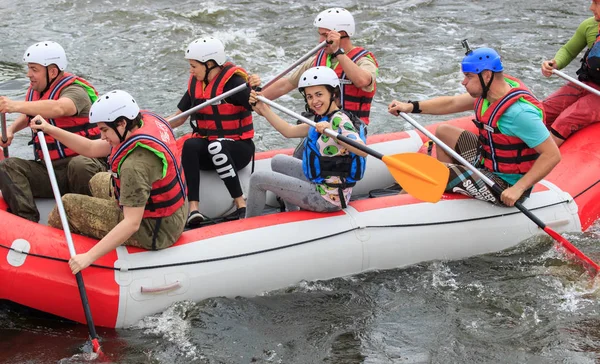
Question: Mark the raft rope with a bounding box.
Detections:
[0,199,573,272]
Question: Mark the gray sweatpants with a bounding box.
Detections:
[245,154,342,218]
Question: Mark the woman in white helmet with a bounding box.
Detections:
[30,90,186,274]
[0,41,106,223]
[169,37,255,227]
[246,66,367,218]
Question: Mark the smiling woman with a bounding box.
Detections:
[246,66,367,218]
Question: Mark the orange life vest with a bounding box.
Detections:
[187,62,254,140]
[26,72,100,160]
[109,111,186,218]
[472,75,543,174]
[313,47,378,125]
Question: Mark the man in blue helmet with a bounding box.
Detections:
[387,46,561,207]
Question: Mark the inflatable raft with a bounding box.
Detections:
[1,116,599,328]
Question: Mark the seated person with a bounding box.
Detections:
[30,90,186,274]
[168,37,254,226]
[246,66,367,218]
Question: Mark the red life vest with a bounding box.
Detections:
[109,111,186,218]
[313,47,378,125]
[26,72,100,160]
[187,62,254,141]
[472,75,543,175]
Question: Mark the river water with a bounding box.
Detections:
[1,0,600,363]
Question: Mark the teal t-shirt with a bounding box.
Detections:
[479,81,550,185]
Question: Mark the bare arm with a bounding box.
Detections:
[30,115,111,158]
[388,93,475,116]
[167,110,187,128]
[260,77,296,100]
[68,206,145,274]
[501,137,561,206]
[8,97,78,119]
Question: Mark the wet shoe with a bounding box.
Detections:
[186,210,208,227]
[224,207,246,221]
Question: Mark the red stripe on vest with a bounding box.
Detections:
[187,62,254,141]
[473,74,543,174]
[109,111,186,218]
[27,72,100,160]
[313,47,378,125]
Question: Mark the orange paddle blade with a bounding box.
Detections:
[381,153,449,203]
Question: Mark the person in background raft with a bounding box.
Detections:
[168,37,254,227]
[249,7,378,158]
[30,90,186,274]
[246,66,367,218]
[540,0,600,146]
[0,41,106,222]
[387,46,561,207]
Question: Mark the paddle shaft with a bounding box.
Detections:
[256,96,373,155]
[36,131,101,351]
[399,112,600,272]
[1,113,7,157]
[167,40,329,124]
[552,69,600,97]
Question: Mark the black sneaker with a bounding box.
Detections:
[224,207,246,221]
[186,210,208,227]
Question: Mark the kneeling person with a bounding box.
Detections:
[30,90,187,274]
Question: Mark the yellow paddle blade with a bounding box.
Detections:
[381,153,449,203]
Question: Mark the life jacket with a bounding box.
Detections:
[187,62,254,141]
[577,22,600,85]
[26,73,100,160]
[109,111,187,219]
[313,47,378,125]
[302,110,367,208]
[471,75,543,175]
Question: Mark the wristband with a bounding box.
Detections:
[408,100,422,114]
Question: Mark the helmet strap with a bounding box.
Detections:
[109,119,129,143]
[478,72,495,100]
[203,62,220,85]
[41,66,59,97]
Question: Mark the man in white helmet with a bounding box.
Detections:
[30,90,187,274]
[169,37,255,226]
[0,41,106,222]
[250,7,378,157]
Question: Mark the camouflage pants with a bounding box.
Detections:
[48,172,176,250]
[0,155,107,222]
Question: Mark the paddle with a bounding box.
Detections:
[36,129,102,354]
[552,69,600,97]
[256,96,449,203]
[1,113,8,157]
[398,112,600,274]
[167,40,331,125]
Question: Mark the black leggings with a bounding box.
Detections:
[182,137,254,201]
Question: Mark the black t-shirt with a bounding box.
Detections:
[177,74,251,113]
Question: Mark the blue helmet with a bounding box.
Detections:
[461,47,503,74]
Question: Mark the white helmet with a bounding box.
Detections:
[89,90,140,124]
[313,8,355,37]
[184,37,227,65]
[298,67,340,90]
[23,41,68,71]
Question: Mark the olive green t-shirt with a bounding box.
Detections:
[554,17,600,69]
[119,147,186,250]
[58,83,93,117]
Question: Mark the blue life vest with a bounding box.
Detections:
[577,25,600,85]
[302,110,367,188]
